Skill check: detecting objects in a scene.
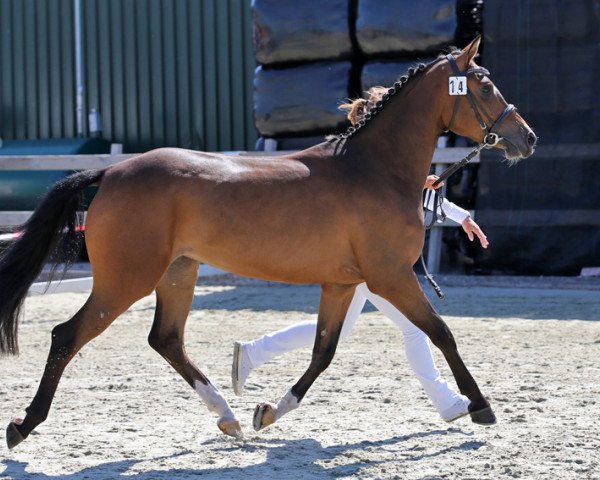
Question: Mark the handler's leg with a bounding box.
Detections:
[368,270,495,425]
[362,287,469,421]
[149,257,241,437]
[232,285,365,394]
[253,283,356,430]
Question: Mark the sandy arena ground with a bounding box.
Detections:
[1,275,599,479]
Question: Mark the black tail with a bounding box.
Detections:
[0,169,105,355]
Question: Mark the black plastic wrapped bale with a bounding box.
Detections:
[252,0,353,66]
[484,0,600,47]
[256,136,328,151]
[355,0,456,57]
[361,59,435,91]
[254,62,351,137]
[475,146,600,275]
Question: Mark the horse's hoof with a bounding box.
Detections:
[253,403,276,432]
[217,419,243,439]
[6,420,26,450]
[470,406,497,425]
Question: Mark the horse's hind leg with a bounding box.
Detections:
[148,256,241,438]
[368,270,496,425]
[253,283,356,431]
[6,289,141,449]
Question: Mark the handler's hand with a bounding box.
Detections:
[424,175,444,190]
[462,217,489,248]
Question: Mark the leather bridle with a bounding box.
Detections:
[432,54,516,188]
[444,53,515,148]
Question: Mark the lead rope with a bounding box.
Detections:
[419,142,487,299]
[420,188,446,299]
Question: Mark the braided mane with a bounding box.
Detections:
[332,50,459,140]
[332,63,427,140]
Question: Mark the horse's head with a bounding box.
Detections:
[439,36,537,161]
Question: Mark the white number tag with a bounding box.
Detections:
[449,76,467,96]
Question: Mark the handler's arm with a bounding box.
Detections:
[423,177,489,248]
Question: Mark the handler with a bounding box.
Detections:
[232,174,488,423]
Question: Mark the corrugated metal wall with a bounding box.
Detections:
[0,0,257,152]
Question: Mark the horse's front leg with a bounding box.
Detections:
[368,269,496,425]
[253,283,356,431]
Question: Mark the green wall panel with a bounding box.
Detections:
[0,0,257,152]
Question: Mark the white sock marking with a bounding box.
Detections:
[194,379,236,421]
[275,389,300,420]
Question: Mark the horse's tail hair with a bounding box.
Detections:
[0,169,105,355]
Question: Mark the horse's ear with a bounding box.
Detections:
[459,35,481,67]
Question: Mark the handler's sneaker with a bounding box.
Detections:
[232,341,253,396]
[440,396,470,422]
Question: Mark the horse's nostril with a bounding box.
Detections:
[527,131,537,146]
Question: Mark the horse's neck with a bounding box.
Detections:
[347,80,442,197]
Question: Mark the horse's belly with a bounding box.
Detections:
[185,232,361,285]
[182,212,361,283]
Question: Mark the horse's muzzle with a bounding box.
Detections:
[501,126,537,161]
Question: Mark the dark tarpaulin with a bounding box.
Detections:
[455,0,483,48]
[476,0,600,275]
[484,42,600,143]
[475,146,600,275]
[482,0,600,145]
[483,0,600,46]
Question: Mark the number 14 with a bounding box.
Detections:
[449,76,467,96]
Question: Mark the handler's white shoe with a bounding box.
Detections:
[232,341,253,396]
[440,396,470,422]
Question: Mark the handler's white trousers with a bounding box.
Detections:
[244,283,465,415]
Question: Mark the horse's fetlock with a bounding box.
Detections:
[24,408,48,427]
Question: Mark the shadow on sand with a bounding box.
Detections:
[1,428,483,479]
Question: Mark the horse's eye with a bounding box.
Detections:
[481,84,492,95]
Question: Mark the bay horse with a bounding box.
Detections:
[0,37,536,449]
